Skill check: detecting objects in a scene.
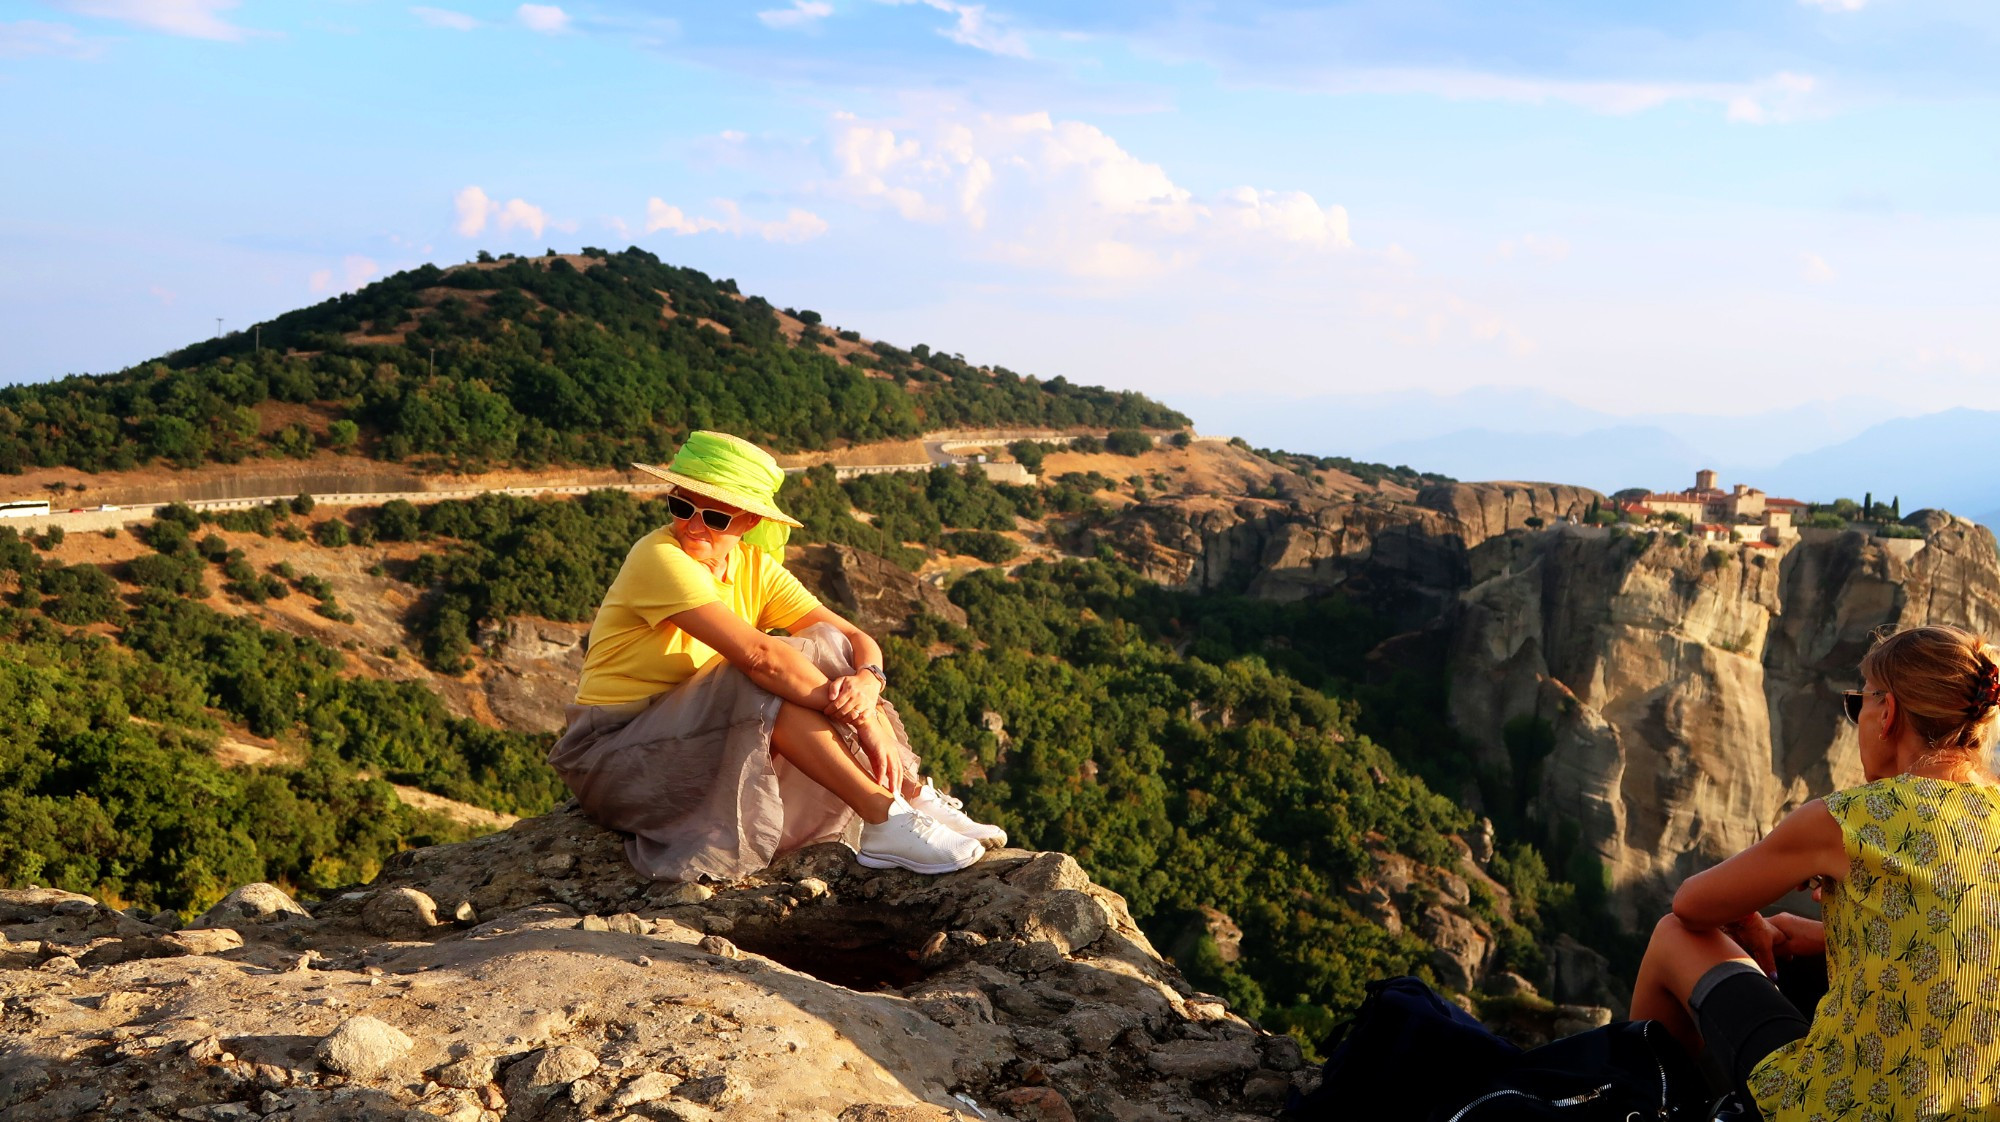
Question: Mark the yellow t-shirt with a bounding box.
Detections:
[574,528,821,706]
[1748,775,2000,1120]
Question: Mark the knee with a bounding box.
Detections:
[795,623,854,670]
[1649,912,1693,947]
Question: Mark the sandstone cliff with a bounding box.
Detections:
[1446,516,2000,925]
[1101,465,2000,934]
[1096,482,1602,626]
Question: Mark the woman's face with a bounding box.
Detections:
[668,489,759,564]
[1856,673,1899,781]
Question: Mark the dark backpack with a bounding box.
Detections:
[1282,976,1712,1122]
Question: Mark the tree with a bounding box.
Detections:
[1105,429,1153,456]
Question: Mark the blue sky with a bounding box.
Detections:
[4,0,1999,433]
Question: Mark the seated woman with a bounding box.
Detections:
[1630,624,2000,1120]
[548,430,1005,882]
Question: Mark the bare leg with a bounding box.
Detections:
[1629,913,1758,1057]
[771,701,896,823]
[850,707,919,797]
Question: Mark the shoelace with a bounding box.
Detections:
[920,787,967,813]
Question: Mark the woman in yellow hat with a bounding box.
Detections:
[548,430,1006,882]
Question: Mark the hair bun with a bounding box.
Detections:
[1973,654,2000,715]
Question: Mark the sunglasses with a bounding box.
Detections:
[1842,689,1888,724]
[667,493,750,533]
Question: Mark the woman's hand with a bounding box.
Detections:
[823,672,882,727]
[1768,912,1826,957]
[1724,911,1825,976]
[1724,912,1790,976]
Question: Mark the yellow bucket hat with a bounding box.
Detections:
[633,431,801,556]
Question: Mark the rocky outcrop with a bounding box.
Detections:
[789,543,968,636]
[0,808,1310,1122]
[1447,517,2000,925]
[1094,483,1601,626]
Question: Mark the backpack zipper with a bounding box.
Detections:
[1637,1021,1670,1119]
[1446,1089,1534,1122]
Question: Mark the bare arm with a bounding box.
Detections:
[792,605,885,725]
[1673,799,1847,931]
[665,602,833,710]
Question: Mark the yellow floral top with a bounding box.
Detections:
[1748,775,2000,1121]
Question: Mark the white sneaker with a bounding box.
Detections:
[908,780,1008,848]
[856,796,986,874]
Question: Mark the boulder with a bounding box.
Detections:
[193,883,312,931]
[359,887,439,940]
[314,1016,414,1077]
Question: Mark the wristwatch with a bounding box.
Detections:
[859,663,888,687]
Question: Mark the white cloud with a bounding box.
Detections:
[1800,252,1837,283]
[1913,346,1987,374]
[1374,291,1538,358]
[516,3,569,33]
[148,284,175,306]
[1799,0,1868,10]
[308,256,380,296]
[823,108,1351,279]
[412,6,480,30]
[644,198,829,243]
[1499,234,1572,261]
[51,0,250,41]
[758,1,832,30]
[1309,67,1823,125]
[878,0,1028,57]
[0,19,97,57]
[1725,72,1819,125]
[454,186,551,238]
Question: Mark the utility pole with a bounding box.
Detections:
[255,325,261,353]
[429,346,436,378]
[215,317,223,338]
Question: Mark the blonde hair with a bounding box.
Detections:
[1860,624,2000,754]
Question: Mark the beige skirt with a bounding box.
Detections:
[547,623,921,883]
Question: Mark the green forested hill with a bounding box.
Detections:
[0,248,1186,473]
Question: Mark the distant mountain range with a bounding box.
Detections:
[1173,388,2000,526]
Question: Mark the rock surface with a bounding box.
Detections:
[0,807,1313,1121]
[788,543,969,636]
[1446,517,2000,924]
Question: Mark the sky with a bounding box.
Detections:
[4,0,2000,435]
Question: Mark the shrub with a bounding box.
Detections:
[39,563,120,624]
[1105,429,1153,456]
[125,551,209,598]
[313,519,350,548]
[372,500,423,542]
[941,530,1021,563]
[1008,440,1050,475]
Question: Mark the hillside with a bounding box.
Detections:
[0,248,1186,476]
[0,436,1638,1075]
